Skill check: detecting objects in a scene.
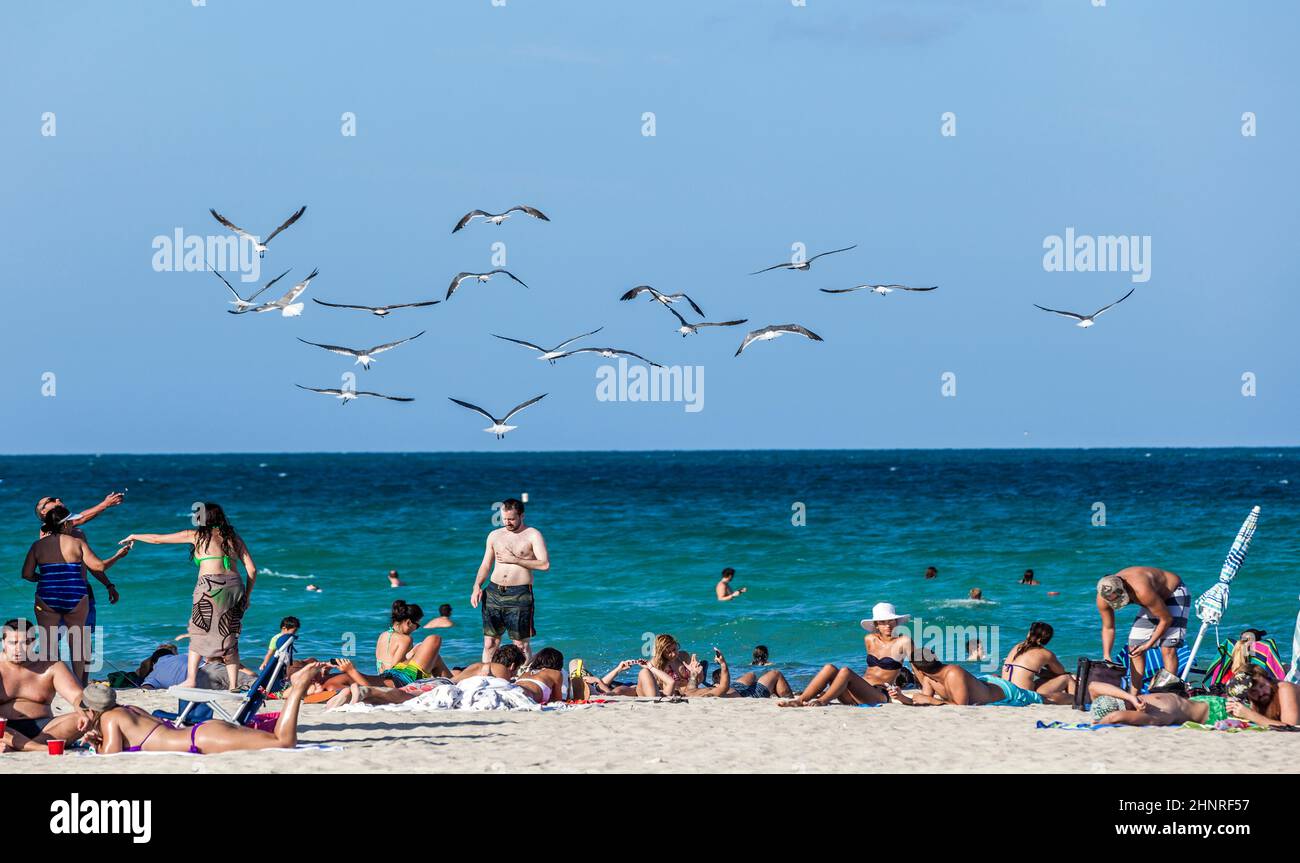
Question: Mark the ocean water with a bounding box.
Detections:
[1,449,1296,684]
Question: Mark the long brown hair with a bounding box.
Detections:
[1009,621,1054,662]
[650,634,679,670]
[191,502,242,565]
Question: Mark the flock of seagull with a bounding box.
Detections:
[204,203,1138,438]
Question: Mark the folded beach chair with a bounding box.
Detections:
[164,633,296,726]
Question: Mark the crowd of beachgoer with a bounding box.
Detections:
[6,491,1298,756]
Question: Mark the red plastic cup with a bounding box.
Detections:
[47,739,65,756]
[0,718,7,736]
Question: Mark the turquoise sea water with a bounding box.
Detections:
[1,449,1296,683]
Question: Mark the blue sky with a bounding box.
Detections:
[3,0,1297,453]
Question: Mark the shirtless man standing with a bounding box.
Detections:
[469,498,550,663]
[0,619,87,752]
[1095,566,1189,693]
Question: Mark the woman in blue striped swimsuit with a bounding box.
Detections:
[22,505,114,682]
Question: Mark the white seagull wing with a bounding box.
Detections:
[209,209,253,240]
[550,326,604,351]
[366,331,426,355]
[448,397,499,423]
[1033,304,1087,321]
[297,339,361,358]
[507,205,550,221]
[502,393,548,423]
[806,244,858,263]
[1091,287,1136,318]
[452,210,490,233]
[262,205,306,245]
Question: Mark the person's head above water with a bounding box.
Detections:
[1096,575,1131,610]
[1021,569,1036,583]
[924,566,938,579]
[501,498,525,531]
[752,644,769,664]
[720,567,735,582]
[969,588,983,600]
[390,599,424,631]
[439,604,452,618]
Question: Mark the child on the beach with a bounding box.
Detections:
[259,616,300,671]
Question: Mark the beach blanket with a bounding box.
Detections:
[334,676,543,713]
[71,743,343,757]
[1181,719,1266,733]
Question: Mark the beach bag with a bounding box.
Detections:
[1072,658,1125,711]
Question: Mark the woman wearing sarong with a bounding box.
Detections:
[120,502,255,691]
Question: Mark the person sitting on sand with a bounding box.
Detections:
[1000,622,1074,698]
[0,619,89,752]
[76,663,323,754]
[716,568,746,601]
[1095,566,1189,693]
[515,647,566,705]
[258,616,300,671]
[1087,680,1237,727]
[329,645,526,707]
[701,649,793,698]
[375,600,449,683]
[860,603,913,688]
[897,649,1066,706]
[424,604,454,629]
[752,645,770,666]
[637,634,692,696]
[1223,665,1300,728]
[579,658,646,696]
[780,661,890,707]
[1020,569,1039,586]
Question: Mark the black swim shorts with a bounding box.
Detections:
[481,583,536,641]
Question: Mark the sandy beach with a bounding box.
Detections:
[4,688,1297,774]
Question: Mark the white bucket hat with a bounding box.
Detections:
[860,602,911,629]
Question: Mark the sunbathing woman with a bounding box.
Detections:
[1000,622,1074,698]
[322,600,448,693]
[636,634,691,696]
[78,663,322,754]
[1223,665,1300,727]
[515,647,565,705]
[577,658,646,696]
[779,661,890,707]
[861,603,914,689]
[898,651,1062,706]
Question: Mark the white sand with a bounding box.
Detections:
[3,689,1298,774]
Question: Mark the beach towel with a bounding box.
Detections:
[1035,720,1124,731]
[333,676,543,713]
[71,743,343,757]
[1181,719,1267,733]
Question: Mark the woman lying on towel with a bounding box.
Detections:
[897,650,1069,706]
[327,645,528,707]
[77,663,323,754]
[514,647,566,705]
[1223,666,1300,728]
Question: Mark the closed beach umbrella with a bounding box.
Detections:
[1288,599,1300,684]
[1180,505,1261,679]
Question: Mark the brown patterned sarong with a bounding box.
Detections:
[188,571,246,663]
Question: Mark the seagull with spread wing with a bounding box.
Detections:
[295,385,414,404]
[446,269,529,300]
[1033,288,1135,328]
[233,268,319,317]
[491,328,604,364]
[297,331,425,370]
[549,347,663,368]
[211,267,290,312]
[734,324,824,356]
[448,394,548,439]
[750,244,857,275]
[312,299,439,317]
[619,285,705,317]
[452,205,550,233]
[820,283,938,296]
[664,304,748,337]
[209,205,306,258]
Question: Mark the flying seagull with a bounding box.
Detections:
[448,394,547,439]
[491,328,604,364]
[1033,288,1135,328]
[446,269,529,300]
[749,244,857,275]
[297,331,426,370]
[209,206,306,258]
[664,304,747,337]
[312,298,440,317]
[232,268,319,317]
[452,206,550,233]
[550,347,663,368]
[295,385,414,404]
[735,323,824,357]
[619,285,705,317]
[211,267,290,312]
[820,283,938,295]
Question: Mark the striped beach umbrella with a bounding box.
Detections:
[1288,600,1299,684]
[1180,505,1261,679]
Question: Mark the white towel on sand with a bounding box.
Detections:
[334,676,542,713]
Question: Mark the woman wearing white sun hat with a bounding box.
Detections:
[778,603,914,708]
[860,602,914,689]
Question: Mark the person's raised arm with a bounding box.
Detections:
[470,538,494,607]
[68,492,124,529]
[121,530,196,546]
[1096,594,1116,660]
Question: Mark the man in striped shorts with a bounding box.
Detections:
[1096,566,1189,694]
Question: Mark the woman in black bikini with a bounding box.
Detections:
[861,603,913,689]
